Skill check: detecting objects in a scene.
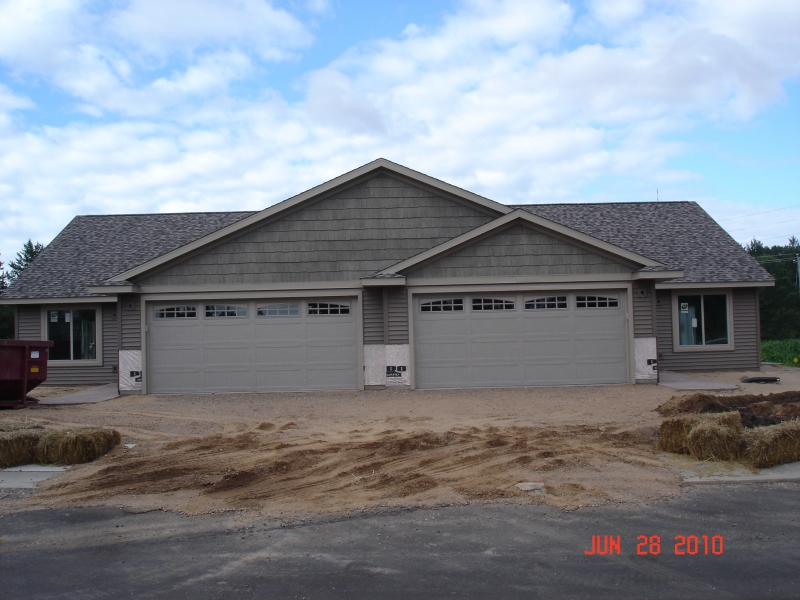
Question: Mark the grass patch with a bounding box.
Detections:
[761,339,800,367]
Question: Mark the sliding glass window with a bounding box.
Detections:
[677,294,729,346]
[47,309,97,361]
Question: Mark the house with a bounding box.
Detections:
[0,159,774,394]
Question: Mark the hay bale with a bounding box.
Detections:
[34,427,121,466]
[0,430,42,469]
[687,422,741,461]
[658,412,742,454]
[0,420,43,433]
[742,421,800,468]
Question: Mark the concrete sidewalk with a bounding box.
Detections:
[36,383,120,406]
[0,465,66,489]
[658,370,739,391]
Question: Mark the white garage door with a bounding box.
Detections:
[414,291,629,389]
[147,299,358,393]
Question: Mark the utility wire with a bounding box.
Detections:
[728,217,800,233]
[718,202,800,222]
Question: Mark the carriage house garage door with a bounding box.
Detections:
[147,299,359,393]
[413,291,629,389]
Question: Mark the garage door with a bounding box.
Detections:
[147,299,358,393]
[414,291,629,389]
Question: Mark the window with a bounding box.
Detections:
[472,298,515,311]
[205,305,247,318]
[576,295,618,308]
[155,306,197,319]
[525,296,567,310]
[421,299,463,312]
[308,302,349,315]
[257,302,300,317]
[47,309,97,361]
[678,294,729,346]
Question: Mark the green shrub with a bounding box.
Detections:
[761,339,800,367]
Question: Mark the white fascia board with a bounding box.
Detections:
[631,270,684,280]
[138,281,362,294]
[143,290,360,302]
[109,158,510,283]
[381,210,663,275]
[406,273,638,287]
[87,285,139,295]
[0,296,118,305]
[360,277,406,287]
[655,281,775,289]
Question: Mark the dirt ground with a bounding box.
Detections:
[3,364,798,517]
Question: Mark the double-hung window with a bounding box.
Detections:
[675,293,731,348]
[46,308,99,362]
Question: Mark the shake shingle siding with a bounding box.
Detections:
[515,202,771,285]
[137,176,495,285]
[656,288,759,371]
[407,224,633,278]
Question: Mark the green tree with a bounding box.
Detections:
[0,254,13,338]
[746,238,800,340]
[7,239,44,281]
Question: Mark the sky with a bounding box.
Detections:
[1,0,799,269]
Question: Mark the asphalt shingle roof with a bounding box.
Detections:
[512,201,773,284]
[2,200,771,300]
[2,212,255,299]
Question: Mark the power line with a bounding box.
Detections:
[728,217,800,233]
[718,202,800,222]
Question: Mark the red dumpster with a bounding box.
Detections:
[0,340,55,409]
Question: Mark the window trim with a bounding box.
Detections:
[525,295,568,310]
[41,305,104,367]
[307,301,351,316]
[257,302,301,317]
[419,298,465,313]
[471,297,516,311]
[575,294,620,309]
[204,304,248,318]
[671,290,735,352]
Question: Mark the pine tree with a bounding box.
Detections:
[8,239,44,281]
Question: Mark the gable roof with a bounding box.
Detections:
[107,158,510,283]
[513,201,773,284]
[378,209,665,276]
[1,212,254,299]
[1,167,773,301]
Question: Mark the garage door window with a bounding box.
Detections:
[155,306,197,318]
[205,305,247,318]
[308,302,350,315]
[421,299,463,312]
[472,298,514,311]
[576,295,618,308]
[525,296,567,310]
[257,302,300,317]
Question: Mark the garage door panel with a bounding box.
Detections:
[256,345,306,364]
[522,315,573,334]
[415,291,628,388]
[522,338,574,358]
[203,346,252,365]
[149,299,358,393]
[203,370,254,392]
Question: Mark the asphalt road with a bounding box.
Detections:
[1,482,798,599]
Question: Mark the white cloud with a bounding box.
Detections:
[1,0,800,263]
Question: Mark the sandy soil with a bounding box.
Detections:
[3,364,798,517]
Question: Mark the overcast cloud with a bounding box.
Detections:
[1,0,799,266]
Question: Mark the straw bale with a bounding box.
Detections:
[686,422,741,461]
[0,430,42,469]
[742,422,800,468]
[658,412,742,454]
[0,420,43,433]
[34,427,121,466]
